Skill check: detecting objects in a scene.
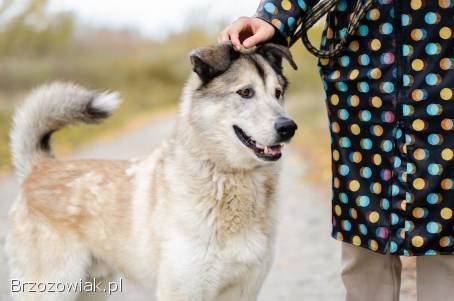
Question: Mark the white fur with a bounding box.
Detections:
[91,91,121,113]
[7,49,295,301]
[10,82,120,180]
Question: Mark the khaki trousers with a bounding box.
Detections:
[341,242,454,301]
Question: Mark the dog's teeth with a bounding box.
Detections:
[264,146,269,154]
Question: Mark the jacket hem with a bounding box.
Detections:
[332,232,454,257]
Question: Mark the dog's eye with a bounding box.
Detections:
[237,88,255,99]
[275,89,282,99]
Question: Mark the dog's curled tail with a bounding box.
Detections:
[10,82,120,180]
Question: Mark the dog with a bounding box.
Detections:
[6,42,298,301]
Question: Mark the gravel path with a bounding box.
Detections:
[0,108,415,301]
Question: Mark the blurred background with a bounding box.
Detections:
[0,0,329,176]
[0,0,417,300]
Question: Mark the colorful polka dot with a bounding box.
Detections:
[349,180,360,192]
[440,236,453,248]
[368,211,380,223]
[412,236,424,248]
[441,208,453,220]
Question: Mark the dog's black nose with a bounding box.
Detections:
[275,117,297,141]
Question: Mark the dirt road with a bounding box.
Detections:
[0,108,415,301]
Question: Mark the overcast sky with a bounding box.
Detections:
[49,0,259,39]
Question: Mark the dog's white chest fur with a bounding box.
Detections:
[180,169,273,261]
[124,146,280,299]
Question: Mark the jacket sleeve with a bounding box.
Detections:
[255,0,319,46]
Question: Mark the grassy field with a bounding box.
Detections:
[0,0,327,174]
[0,29,212,172]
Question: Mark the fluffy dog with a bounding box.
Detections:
[6,43,298,301]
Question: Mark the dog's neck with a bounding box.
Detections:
[166,135,278,241]
[171,133,273,176]
[161,106,280,241]
[173,120,274,175]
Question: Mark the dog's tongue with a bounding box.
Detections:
[265,145,282,156]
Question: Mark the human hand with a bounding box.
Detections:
[218,17,275,50]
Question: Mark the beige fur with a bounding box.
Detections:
[6,43,296,301]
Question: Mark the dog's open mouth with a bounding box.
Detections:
[233,125,283,161]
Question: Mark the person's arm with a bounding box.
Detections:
[255,0,319,46]
[219,0,319,49]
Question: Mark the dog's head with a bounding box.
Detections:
[182,42,298,170]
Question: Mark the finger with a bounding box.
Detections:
[242,30,267,48]
[218,30,230,43]
[229,18,253,46]
[229,31,242,50]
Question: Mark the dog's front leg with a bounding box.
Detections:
[156,240,220,301]
[156,271,217,301]
[237,256,274,301]
[213,263,270,301]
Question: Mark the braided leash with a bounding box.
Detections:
[290,0,374,58]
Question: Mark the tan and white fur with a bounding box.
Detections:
[6,43,298,301]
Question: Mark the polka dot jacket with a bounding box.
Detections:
[257,0,454,256]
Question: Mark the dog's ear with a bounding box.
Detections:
[256,43,298,73]
[189,43,239,83]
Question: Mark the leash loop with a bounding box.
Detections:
[290,0,374,58]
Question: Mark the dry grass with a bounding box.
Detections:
[0,15,326,173]
[0,28,213,172]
